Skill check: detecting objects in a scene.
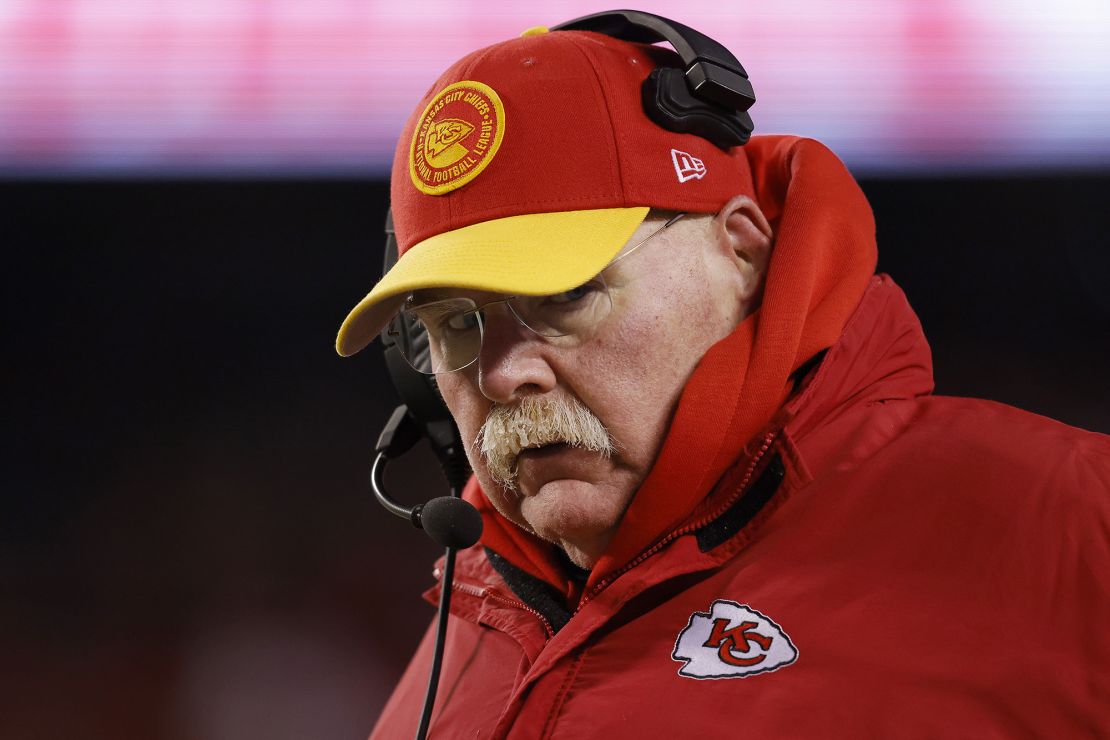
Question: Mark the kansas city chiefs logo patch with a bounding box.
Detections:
[672,600,798,679]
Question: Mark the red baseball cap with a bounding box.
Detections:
[336,26,756,357]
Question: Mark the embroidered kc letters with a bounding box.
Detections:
[672,599,798,679]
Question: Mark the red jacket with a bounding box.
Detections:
[371,276,1110,738]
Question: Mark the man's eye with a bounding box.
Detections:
[444,311,480,332]
[547,283,597,305]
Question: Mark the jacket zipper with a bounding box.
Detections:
[442,573,556,637]
[576,430,778,613]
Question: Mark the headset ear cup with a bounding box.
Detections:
[377,206,470,501]
[552,10,756,150]
[384,311,433,374]
[641,67,753,150]
[379,208,433,375]
[379,207,455,427]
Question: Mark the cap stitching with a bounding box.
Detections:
[558,33,625,201]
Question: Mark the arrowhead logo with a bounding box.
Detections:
[672,600,798,679]
[424,119,475,167]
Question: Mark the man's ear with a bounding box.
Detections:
[712,194,774,304]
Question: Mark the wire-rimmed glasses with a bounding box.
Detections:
[388,212,686,374]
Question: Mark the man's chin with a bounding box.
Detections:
[473,450,636,562]
[517,477,625,555]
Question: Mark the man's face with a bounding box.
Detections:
[431,206,767,568]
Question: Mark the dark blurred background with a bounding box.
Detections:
[2,2,1110,739]
[3,175,1108,739]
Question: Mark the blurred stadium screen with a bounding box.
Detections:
[1,0,1107,176]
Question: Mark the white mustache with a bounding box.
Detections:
[477,394,614,492]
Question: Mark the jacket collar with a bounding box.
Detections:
[781,275,935,472]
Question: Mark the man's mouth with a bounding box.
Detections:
[514,443,611,496]
[518,442,572,462]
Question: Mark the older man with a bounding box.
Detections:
[337,18,1109,740]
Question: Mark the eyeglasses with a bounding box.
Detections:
[388,212,686,374]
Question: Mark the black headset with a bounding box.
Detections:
[555,9,754,149]
[370,12,755,738]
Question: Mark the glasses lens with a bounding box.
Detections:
[508,276,613,338]
[397,297,483,374]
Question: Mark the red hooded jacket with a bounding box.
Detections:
[371,139,1110,739]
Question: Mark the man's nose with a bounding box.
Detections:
[477,305,557,403]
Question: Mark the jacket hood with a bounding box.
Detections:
[464,135,879,599]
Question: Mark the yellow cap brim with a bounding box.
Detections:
[335,206,649,357]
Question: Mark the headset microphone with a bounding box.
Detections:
[370,405,483,549]
[368,399,481,740]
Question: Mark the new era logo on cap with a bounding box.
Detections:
[671,148,706,183]
[672,599,798,679]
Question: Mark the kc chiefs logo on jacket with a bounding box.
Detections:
[672,600,798,679]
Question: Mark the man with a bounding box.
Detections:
[337,20,1109,739]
